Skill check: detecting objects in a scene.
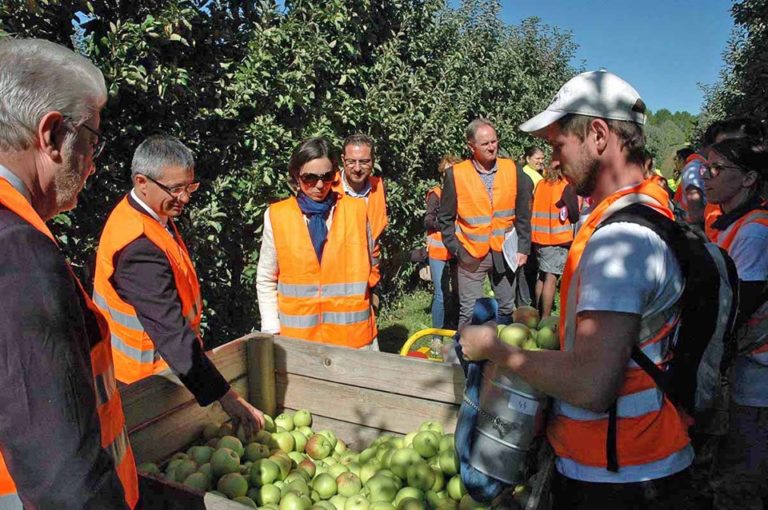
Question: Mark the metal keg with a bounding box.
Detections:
[467,362,548,484]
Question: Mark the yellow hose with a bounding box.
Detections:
[399,328,456,356]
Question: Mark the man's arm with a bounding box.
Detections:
[438,167,463,258]
[113,238,230,405]
[0,221,127,509]
[514,162,533,257]
[461,310,638,412]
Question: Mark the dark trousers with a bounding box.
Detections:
[457,252,515,329]
[552,468,692,510]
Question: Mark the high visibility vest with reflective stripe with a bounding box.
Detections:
[549,180,691,474]
[718,208,768,360]
[0,179,138,508]
[93,196,203,383]
[453,159,517,258]
[531,178,574,246]
[271,196,376,347]
[426,186,451,261]
[333,175,388,241]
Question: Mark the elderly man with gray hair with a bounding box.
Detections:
[0,38,138,508]
[93,135,265,438]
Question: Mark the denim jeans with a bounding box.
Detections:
[429,257,457,329]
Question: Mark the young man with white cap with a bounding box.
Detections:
[460,70,692,509]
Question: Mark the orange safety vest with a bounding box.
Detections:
[717,208,768,359]
[550,180,690,473]
[0,179,139,508]
[426,186,451,261]
[531,178,574,246]
[704,202,723,243]
[453,158,517,259]
[333,175,388,240]
[93,196,203,383]
[271,195,377,347]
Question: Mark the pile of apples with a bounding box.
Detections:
[138,412,491,510]
[496,306,559,351]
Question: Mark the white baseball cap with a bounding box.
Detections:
[519,70,647,135]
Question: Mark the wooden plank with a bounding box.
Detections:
[246,333,277,416]
[273,337,465,404]
[276,373,459,436]
[123,338,249,432]
[129,377,248,464]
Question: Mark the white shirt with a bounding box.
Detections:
[341,172,371,199]
[256,204,336,334]
[130,189,167,226]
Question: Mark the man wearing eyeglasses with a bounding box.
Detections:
[93,135,265,438]
[333,134,387,307]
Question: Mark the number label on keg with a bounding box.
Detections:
[508,393,538,416]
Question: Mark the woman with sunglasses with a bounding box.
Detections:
[256,137,378,349]
[703,135,768,509]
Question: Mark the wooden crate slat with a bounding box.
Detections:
[123,338,249,431]
[275,372,459,436]
[271,336,465,404]
[129,377,248,465]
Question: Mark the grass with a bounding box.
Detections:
[377,289,434,354]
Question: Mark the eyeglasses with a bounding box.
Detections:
[699,162,743,179]
[298,170,336,186]
[144,174,200,197]
[64,117,106,160]
[343,157,373,168]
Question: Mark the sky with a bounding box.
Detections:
[499,0,734,114]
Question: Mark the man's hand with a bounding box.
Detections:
[371,291,381,313]
[516,252,528,267]
[219,388,265,439]
[460,323,510,362]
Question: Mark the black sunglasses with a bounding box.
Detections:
[298,170,336,186]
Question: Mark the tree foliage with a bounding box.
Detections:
[1,0,576,342]
[700,0,768,128]
[645,109,699,175]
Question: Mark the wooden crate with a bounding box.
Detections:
[122,333,464,509]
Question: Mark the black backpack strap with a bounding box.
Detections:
[606,402,619,472]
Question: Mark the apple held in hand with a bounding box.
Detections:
[498,324,531,347]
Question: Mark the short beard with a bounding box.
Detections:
[571,145,600,197]
[53,134,83,213]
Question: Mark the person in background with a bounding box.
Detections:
[334,134,387,310]
[674,147,707,228]
[438,118,533,329]
[522,146,545,189]
[93,135,264,437]
[700,117,765,242]
[462,70,693,509]
[530,165,578,317]
[517,146,546,307]
[257,137,378,349]
[425,155,462,332]
[0,37,137,509]
[702,136,768,510]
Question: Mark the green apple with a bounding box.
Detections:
[403,432,417,448]
[183,472,209,491]
[328,463,349,479]
[307,434,334,460]
[202,422,220,441]
[359,447,378,464]
[256,484,282,505]
[289,451,307,465]
[284,479,311,498]
[446,476,466,501]
[218,422,235,438]
[263,414,276,432]
[255,430,273,444]
[292,431,309,453]
[280,490,312,510]
[217,472,249,499]
[438,435,454,453]
[287,471,311,484]
[217,435,245,458]
[344,494,371,510]
[359,460,382,483]
[317,430,338,450]
[375,469,403,490]
[312,502,338,510]
[245,441,271,462]
[389,438,404,450]
[211,447,240,477]
[406,461,435,491]
[329,495,348,510]
[437,449,458,476]
[299,459,317,479]
[336,472,362,497]
[396,498,425,510]
[334,439,348,454]
[458,494,487,510]
[512,306,540,329]
[251,458,280,485]
[294,409,313,428]
[388,448,422,479]
[370,503,396,510]
[536,325,559,350]
[412,432,440,459]
[365,474,399,503]
[313,472,338,500]
[137,462,160,475]
[418,421,444,435]
[197,462,212,480]
[298,425,314,438]
[270,452,293,480]
[276,413,296,431]
[187,445,214,465]
[394,487,424,506]
[272,431,296,453]
[498,324,530,347]
[431,468,445,492]
[522,339,540,351]
[537,315,559,331]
